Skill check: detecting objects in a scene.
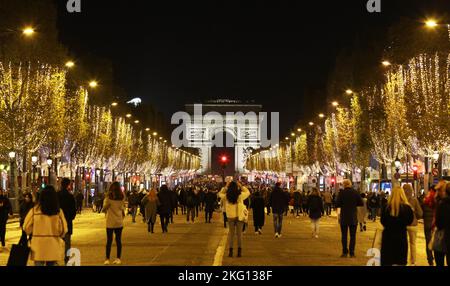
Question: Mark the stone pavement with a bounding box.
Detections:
[0,208,429,266]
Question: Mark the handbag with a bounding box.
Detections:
[236,201,248,223]
[429,228,446,252]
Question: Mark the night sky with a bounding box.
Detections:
[55,0,449,136]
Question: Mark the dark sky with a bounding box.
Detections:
[55,0,448,136]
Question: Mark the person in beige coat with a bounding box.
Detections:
[218,181,250,258]
[23,185,68,266]
[403,184,423,266]
[103,182,125,265]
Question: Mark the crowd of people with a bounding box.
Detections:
[0,176,449,267]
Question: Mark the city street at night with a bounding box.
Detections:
[0,209,429,266]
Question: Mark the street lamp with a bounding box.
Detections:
[290,133,295,137]
[425,19,438,28]
[89,81,98,88]
[111,102,118,107]
[432,150,440,161]
[134,120,140,124]
[318,113,325,118]
[126,113,132,118]
[22,27,35,37]
[332,101,339,107]
[297,128,302,132]
[395,156,402,174]
[309,122,314,126]
[65,61,75,68]
[145,128,150,132]
[345,89,353,95]
[153,132,158,136]
[31,155,38,187]
[382,60,391,67]
[47,158,53,184]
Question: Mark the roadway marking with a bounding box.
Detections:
[213,228,229,266]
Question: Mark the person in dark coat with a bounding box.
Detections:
[269,182,289,238]
[0,189,13,250]
[293,190,302,217]
[75,191,84,214]
[380,186,414,266]
[434,182,450,266]
[178,187,187,215]
[308,188,324,238]
[336,179,363,258]
[169,189,178,223]
[157,185,173,233]
[57,178,77,264]
[204,190,217,223]
[18,192,34,246]
[128,190,139,223]
[422,185,437,265]
[185,188,196,223]
[251,191,265,234]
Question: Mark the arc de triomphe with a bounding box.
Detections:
[185,100,262,175]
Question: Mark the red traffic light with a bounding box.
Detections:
[412,165,418,172]
[221,156,228,163]
[331,177,335,183]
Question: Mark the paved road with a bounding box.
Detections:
[0,208,429,266]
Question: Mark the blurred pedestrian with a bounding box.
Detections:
[433,181,450,266]
[251,190,265,234]
[18,192,34,246]
[204,189,217,223]
[157,184,173,233]
[23,185,68,266]
[307,188,323,238]
[0,188,13,251]
[357,193,367,232]
[422,185,437,266]
[269,182,289,238]
[57,178,77,264]
[141,189,160,234]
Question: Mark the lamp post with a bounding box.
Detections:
[47,158,53,186]
[31,155,38,188]
[8,151,18,212]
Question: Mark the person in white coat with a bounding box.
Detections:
[218,181,250,258]
[23,185,68,266]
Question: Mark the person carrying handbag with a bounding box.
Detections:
[218,181,250,258]
[23,186,68,266]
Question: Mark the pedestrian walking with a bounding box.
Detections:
[380,186,414,266]
[0,189,13,251]
[357,193,367,232]
[128,190,139,223]
[422,185,437,265]
[307,188,323,238]
[251,190,265,234]
[293,189,302,217]
[433,181,450,266]
[323,189,332,216]
[23,185,68,266]
[218,181,250,258]
[157,185,172,233]
[269,182,289,238]
[57,178,77,264]
[170,189,178,223]
[75,190,84,214]
[367,192,379,221]
[186,187,196,223]
[18,192,34,246]
[103,182,125,265]
[403,184,423,266]
[204,189,216,223]
[141,189,160,234]
[336,179,363,258]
